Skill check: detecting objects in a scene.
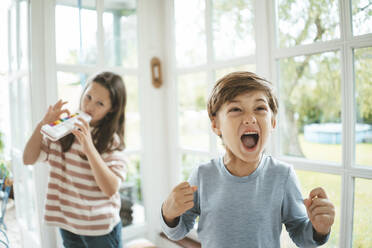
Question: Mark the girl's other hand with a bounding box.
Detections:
[41,100,70,125]
[71,117,94,155]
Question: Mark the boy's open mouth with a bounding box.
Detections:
[241,132,259,149]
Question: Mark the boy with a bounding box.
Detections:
[161,72,335,247]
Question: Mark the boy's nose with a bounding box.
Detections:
[243,116,256,125]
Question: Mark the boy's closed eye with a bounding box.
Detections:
[255,106,268,112]
[228,107,242,112]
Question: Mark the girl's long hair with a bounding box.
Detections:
[59,72,127,155]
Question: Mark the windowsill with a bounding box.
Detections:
[122,222,147,241]
[159,232,201,248]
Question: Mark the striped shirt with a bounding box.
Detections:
[38,135,127,236]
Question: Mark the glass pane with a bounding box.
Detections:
[0,77,10,158]
[9,5,17,71]
[276,0,340,47]
[9,81,20,149]
[352,0,372,36]
[215,64,256,81]
[104,1,137,68]
[353,178,372,247]
[56,0,97,65]
[354,47,372,167]
[123,75,141,150]
[278,52,342,164]
[175,0,206,67]
[212,0,255,60]
[178,72,209,151]
[57,72,86,113]
[181,153,209,181]
[19,0,28,70]
[120,154,145,226]
[19,77,32,141]
[280,171,341,247]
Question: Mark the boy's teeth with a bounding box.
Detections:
[244,132,258,135]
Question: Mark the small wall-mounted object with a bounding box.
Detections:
[151,57,162,88]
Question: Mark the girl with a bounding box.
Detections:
[23,71,127,248]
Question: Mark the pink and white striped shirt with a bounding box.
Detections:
[38,136,127,236]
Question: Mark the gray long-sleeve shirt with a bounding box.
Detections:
[161,155,329,247]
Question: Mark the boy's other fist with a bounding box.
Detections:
[304,187,335,235]
[162,182,198,227]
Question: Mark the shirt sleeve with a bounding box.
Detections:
[282,166,330,247]
[103,151,127,183]
[161,167,200,241]
[35,137,50,163]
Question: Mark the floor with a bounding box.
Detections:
[3,199,21,248]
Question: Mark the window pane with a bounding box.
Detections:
[212,0,255,60]
[354,47,372,167]
[56,0,97,65]
[281,171,341,247]
[215,64,256,81]
[278,52,342,164]
[181,153,209,181]
[104,1,138,68]
[9,81,20,149]
[178,73,209,151]
[175,0,206,67]
[0,77,10,158]
[9,5,17,72]
[20,0,28,70]
[57,72,86,112]
[276,0,340,47]
[123,75,141,150]
[19,77,32,141]
[352,0,372,36]
[353,178,372,247]
[121,154,145,226]
[298,171,340,247]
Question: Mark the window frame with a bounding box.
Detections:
[166,0,271,240]
[268,0,372,247]
[44,0,147,243]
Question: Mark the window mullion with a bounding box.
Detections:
[205,0,213,65]
[96,0,104,67]
[340,12,355,244]
[340,0,353,42]
[205,0,216,157]
[341,174,355,248]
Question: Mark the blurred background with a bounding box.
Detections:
[0,0,371,247]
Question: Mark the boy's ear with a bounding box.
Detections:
[271,117,277,129]
[211,117,221,136]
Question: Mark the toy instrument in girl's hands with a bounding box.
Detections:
[40,112,91,141]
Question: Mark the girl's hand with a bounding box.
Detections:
[304,187,335,235]
[71,117,94,155]
[41,100,70,125]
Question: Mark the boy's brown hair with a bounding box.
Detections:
[207,71,278,120]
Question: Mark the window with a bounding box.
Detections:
[6,0,40,244]
[172,0,257,182]
[54,0,144,231]
[273,0,372,247]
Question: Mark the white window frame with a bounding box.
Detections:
[267,0,372,247]
[166,0,271,184]
[34,0,169,246]
[45,0,148,242]
[165,0,272,241]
